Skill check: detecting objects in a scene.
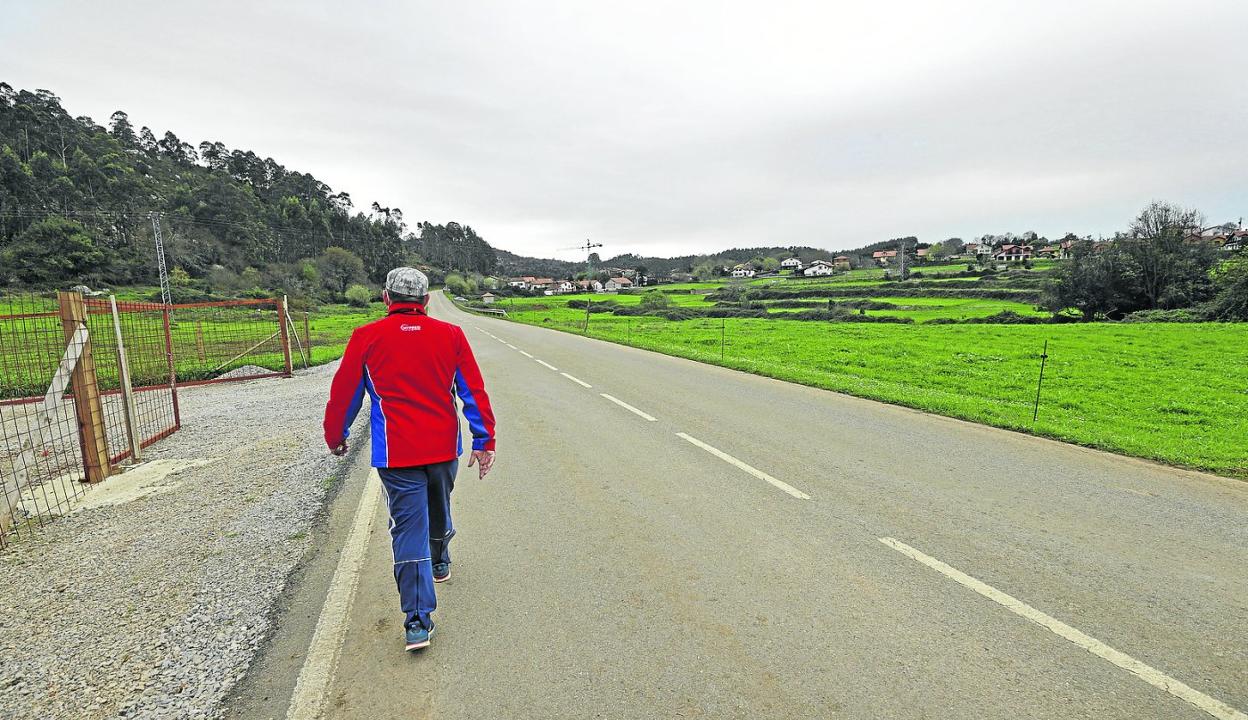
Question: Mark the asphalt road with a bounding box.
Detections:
[237,292,1248,719]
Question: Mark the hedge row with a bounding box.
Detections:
[726,287,1040,302]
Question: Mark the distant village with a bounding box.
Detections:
[481,223,1246,301]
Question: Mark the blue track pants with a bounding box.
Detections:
[378,460,457,631]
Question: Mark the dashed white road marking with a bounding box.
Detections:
[600,393,658,422]
[518,350,534,358]
[286,470,383,719]
[675,432,809,499]
[878,537,1248,720]
[535,359,559,371]
[505,343,518,350]
[561,372,592,388]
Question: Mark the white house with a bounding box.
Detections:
[604,277,633,291]
[993,245,1034,262]
[575,279,604,293]
[481,293,496,305]
[803,260,837,277]
[553,280,576,294]
[731,264,756,278]
[780,257,803,271]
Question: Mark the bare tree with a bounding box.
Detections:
[1124,201,1206,309]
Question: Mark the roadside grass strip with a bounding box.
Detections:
[675,432,810,500]
[878,537,1248,720]
[599,393,658,422]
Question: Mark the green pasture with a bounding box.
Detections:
[0,298,378,398]
[503,305,1248,478]
[863,297,1047,321]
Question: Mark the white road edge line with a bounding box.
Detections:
[561,372,592,388]
[535,359,559,371]
[877,537,1247,720]
[286,470,383,720]
[599,393,658,422]
[675,432,810,500]
[505,343,518,350]
[518,350,534,358]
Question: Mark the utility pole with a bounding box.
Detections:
[897,238,910,281]
[150,212,171,306]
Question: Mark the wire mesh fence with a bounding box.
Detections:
[81,298,180,465]
[0,292,305,547]
[0,294,93,541]
[166,299,294,385]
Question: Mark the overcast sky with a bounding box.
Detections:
[3,1,1246,260]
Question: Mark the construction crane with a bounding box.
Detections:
[576,239,603,276]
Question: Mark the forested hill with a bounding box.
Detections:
[0,84,496,296]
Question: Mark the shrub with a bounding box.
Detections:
[1207,256,1248,321]
[962,311,1047,324]
[639,290,671,311]
[567,299,618,311]
[344,284,373,307]
[1121,308,1203,323]
[724,287,1038,302]
[788,310,913,323]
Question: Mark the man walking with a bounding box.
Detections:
[324,267,496,651]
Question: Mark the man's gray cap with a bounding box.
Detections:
[385,267,429,298]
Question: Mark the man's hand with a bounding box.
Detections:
[330,441,348,456]
[468,450,496,479]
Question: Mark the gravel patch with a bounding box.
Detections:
[215,365,274,380]
[0,362,361,719]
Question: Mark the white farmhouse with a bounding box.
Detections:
[780,257,803,271]
[803,260,837,277]
[731,264,756,278]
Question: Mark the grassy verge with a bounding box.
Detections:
[501,303,1248,479]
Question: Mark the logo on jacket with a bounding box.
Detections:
[400,324,422,332]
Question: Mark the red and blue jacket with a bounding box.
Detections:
[323,302,496,468]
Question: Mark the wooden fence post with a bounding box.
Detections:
[58,291,111,483]
[277,296,293,377]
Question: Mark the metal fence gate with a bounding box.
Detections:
[0,292,303,547]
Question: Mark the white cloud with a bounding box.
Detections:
[2,0,1245,260]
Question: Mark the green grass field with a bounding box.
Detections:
[496,290,1047,322]
[500,302,1248,479]
[0,296,379,398]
